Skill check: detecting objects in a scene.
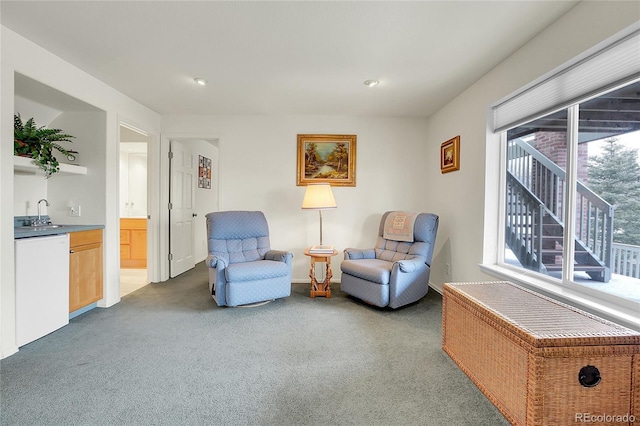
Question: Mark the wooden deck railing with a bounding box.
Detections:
[506,138,614,281]
[612,243,640,279]
[505,172,544,272]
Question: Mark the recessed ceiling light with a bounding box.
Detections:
[364,80,379,88]
[194,77,208,86]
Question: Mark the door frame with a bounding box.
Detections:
[117,120,157,283]
[159,134,221,282]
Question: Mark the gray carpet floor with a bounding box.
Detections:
[1,261,509,426]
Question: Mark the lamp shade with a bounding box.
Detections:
[301,183,337,209]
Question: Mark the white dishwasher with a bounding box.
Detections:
[15,234,70,347]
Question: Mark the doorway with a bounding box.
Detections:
[119,125,151,296]
[163,136,220,280]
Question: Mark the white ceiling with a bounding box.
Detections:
[1,1,579,118]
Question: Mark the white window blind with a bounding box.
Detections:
[493,27,640,133]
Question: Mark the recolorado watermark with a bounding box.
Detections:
[575,413,636,423]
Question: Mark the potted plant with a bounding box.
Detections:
[14,113,75,177]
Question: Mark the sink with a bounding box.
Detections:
[19,225,64,230]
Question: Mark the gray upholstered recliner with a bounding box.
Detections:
[205,211,293,307]
[340,211,439,309]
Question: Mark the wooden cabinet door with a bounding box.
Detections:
[69,232,103,313]
[120,244,131,260]
[130,229,147,264]
[120,229,130,245]
[120,218,147,268]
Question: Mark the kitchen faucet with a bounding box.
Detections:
[33,199,51,226]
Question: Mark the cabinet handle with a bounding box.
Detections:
[69,250,75,253]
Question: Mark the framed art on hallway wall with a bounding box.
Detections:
[198,155,211,189]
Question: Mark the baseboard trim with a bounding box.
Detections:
[69,302,98,320]
[429,282,443,295]
[1,345,19,359]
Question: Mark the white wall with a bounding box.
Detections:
[47,111,107,225]
[1,26,161,358]
[422,1,640,293]
[161,115,433,282]
[13,174,48,217]
[13,95,60,217]
[12,108,106,223]
[15,94,63,127]
[163,2,640,289]
[0,20,10,361]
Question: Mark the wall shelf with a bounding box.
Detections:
[14,155,87,176]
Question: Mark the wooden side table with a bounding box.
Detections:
[303,248,339,298]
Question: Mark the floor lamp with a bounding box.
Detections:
[302,183,337,251]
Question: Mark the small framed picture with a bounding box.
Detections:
[440,136,460,174]
[198,155,212,189]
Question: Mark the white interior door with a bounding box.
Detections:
[169,140,196,277]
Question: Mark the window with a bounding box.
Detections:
[503,81,640,304]
[485,26,640,327]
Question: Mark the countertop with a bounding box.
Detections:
[14,216,104,239]
[14,224,104,239]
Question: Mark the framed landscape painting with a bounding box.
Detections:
[296,134,357,186]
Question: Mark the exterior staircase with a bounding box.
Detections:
[505,138,613,282]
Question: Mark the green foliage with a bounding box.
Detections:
[14,113,75,178]
[326,143,348,172]
[588,138,640,245]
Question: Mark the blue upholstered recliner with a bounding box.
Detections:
[205,211,293,307]
[340,211,439,309]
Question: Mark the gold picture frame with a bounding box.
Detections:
[440,135,460,174]
[297,134,357,186]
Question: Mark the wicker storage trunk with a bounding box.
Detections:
[442,281,640,426]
